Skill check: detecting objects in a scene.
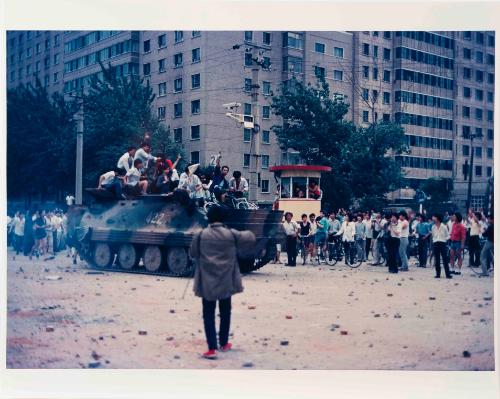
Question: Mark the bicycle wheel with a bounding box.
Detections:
[346,243,362,268]
[326,243,338,266]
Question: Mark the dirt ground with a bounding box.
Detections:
[6,250,494,370]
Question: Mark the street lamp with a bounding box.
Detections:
[464,131,482,212]
[70,88,84,205]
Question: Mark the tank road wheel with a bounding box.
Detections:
[92,243,113,268]
[118,243,140,270]
[143,245,164,272]
[166,247,189,275]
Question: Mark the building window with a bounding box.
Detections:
[487,91,493,102]
[191,151,200,164]
[373,31,379,37]
[362,111,369,122]
[462,106,470,118]
[261,155,269,169]
[261,179,270,193]
[362,88,369,101]
[44,57,50,68]
[244,31,253,42]
[243,128,251,142]
[283,32,303,49]
[363,43,370,56]
[475,166,482,176]
[372,90,378,102]
[54,34,60,46]
[475,108,483,120]
[53,53,60,65]
[463,67,471,79]
[383,70,391,82]
[315,42,325,53]
[36,43,41,54]
[362,66,369,79]
[476,32,484,44]
[174,53,183,67]
[463,31,472,40]
[262,106,270,119]
[487,167,492,177]
[487,54,495,65]
[373,46,378,58]
[487,129,493,140]
[488,35,495,46]
[45,38,50,50]
[383,31,391,39]
[158,34,167,48]
[174,103,183,118]
[192,48,201,63]
[333,70,343,81]
[314,66,325,78]
[26,64,31,75]
[243,153,250,167]
[144,40,150,53]
[262,130,270,144]
[487,148,493,159]
[143,63,151,76]
[44,75,50,86]
[245,53,253,67]
[334,47,344,58]
[383,48,391,60]
[462,145,470,156]
[174,128,182,142]
[174,31,184,43]
[372,67,378,80]
[244,78,252,92]
[192,31,201,38]
[383,113,391,122]
[263,32,271,45]
[263,81,271,95]
[476,70,484,83]
[462,125,471,138]
[463,48,471,59]
[476,128,483,138]
[475,89,483,101]
[174,77,183,92]
[475,147,482,158]
[27,47,32,58]
[158,82,167,96]
[383,92,390,104]
[476,51,483,63]
[488,73,494,84]
[53,72,58,83]
[191,125,200,140]
[463,87,471,98]
[487,110,493,122]
[158,106,166,120]
[35,61,40,72]
[244,103,252,115]
[191,73,200,89]
[283,56,303,73]
[191,99,201,115]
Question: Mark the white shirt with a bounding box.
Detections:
[66,195,75,206]
[126,167,141,186]
[117,152,133,172]
[229,177,249,193]
[363,219,373,239]
[337,221,356,242]
[389,222,401,238]
[283,220,298,236]
[170,169,179,182]
[399,220,409,238]
[134,148,157,170]
[432,223,450,243]
[13,217,24,236]
[469,218,481,236]
[101,171,116,186]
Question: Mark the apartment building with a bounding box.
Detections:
[6,30,494,206]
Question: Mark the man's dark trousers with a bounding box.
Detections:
[386,237,400,273]
[202,297,231,351]
[286,235,297,266]
[417,237,428,267]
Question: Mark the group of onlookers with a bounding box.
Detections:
[281,208,494,278]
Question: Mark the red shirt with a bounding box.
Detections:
[450,222,466,242]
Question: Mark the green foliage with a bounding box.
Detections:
[271,76,408,209]
[421,178,454,210]
[7,80,79,201]
[82,62,182,188]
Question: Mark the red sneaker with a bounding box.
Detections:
[219,343,232,352]
[202,349,217,359]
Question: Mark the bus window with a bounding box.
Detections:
[292,177,307,198]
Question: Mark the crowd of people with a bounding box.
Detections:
[281,208,494,278]
[98,137,250,206]
[7,208,74,261]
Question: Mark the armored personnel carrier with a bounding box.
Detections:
[68,190,284,276]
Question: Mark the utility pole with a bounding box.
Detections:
[75,92,84,205]
[465,131,480,212]
[249,46,261,202]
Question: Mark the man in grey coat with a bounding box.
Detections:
[189,205,255,359]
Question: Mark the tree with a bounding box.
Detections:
[271,76,408,209]
[82,62,182,188]
[7,81,79,203]
[421,177,454,214]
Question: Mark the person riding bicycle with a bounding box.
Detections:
[313,211,329,263]
[299,214,311,263]
[327,212,341,245]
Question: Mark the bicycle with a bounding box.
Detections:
[297,235,309,265]
[325,238,362,268]
[467,239,494,276]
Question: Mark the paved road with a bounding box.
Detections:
[6,250,494,369]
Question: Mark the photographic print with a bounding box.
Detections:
[6,28,495,372]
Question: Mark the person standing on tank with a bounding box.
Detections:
[189,205,256,359]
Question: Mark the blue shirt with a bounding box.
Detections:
[316,218,329,235]
[416,221,431,236]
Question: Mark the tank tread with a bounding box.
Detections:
[85,261,195,278]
